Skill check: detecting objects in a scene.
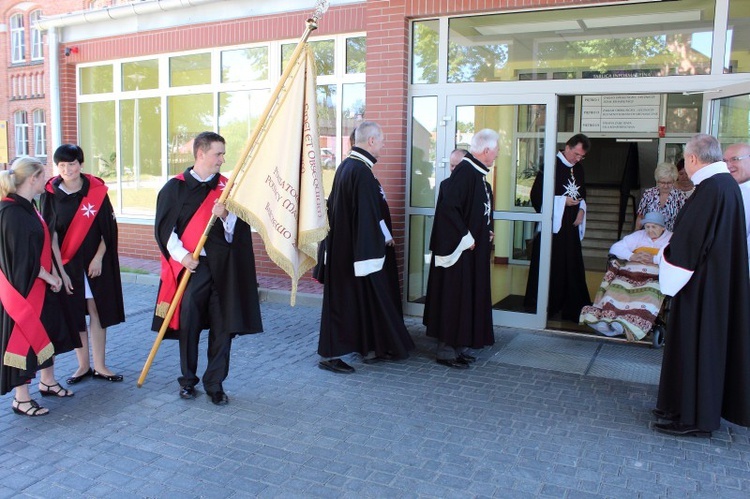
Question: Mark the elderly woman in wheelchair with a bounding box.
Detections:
[580,212,672,342]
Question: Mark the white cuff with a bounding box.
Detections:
[379,219,393,244]
[434,231,475,268]
[354,256,385,277]
[167,230,191,263]
[659,253,693,296]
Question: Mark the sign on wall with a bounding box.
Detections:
[581,95,660,133]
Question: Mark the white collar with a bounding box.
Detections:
[190,169,215,183]
[557,151,574,168]
[348,150,374,169]
[690,161,729,185]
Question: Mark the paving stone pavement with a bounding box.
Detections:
[2,279,750,498]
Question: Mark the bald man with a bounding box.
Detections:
[449,148,468,172]
[723,143,750,271]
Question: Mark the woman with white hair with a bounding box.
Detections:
[635,162,687,232]
[580,212,672,341]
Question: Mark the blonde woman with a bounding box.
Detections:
[0,158,76,416]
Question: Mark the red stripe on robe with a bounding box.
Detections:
[46,174,108,265]
[0,203,54,370]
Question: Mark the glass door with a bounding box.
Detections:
[444,94,557,329]
[703,81,750,142]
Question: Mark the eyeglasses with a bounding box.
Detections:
[724,155,750,163]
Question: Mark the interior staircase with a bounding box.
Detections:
[582,186,637,271]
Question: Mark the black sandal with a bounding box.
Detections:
[39,381,74,398]
[12,398,49,417]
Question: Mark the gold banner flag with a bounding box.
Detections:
[226,47,327,305]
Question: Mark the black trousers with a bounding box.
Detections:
[177,258,231,393]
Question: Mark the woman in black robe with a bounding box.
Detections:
[1,157,76,416]
[40,145,125,385]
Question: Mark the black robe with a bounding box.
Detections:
[152,168,262,338]
[318,148,414,359]
[1,195,79,395]
[525,154,591,320]
[39,175,125,330]
[656,166,750,431]
[423,153,494,349]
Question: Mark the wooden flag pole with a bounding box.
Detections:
[137,1,328,387]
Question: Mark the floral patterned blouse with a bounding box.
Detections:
[637,187,687,232]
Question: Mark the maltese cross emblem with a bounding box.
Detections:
[81,203,97,218]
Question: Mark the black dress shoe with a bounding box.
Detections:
[92,370,124,382]
[318,359,355,373]
[179,386,196,400]
[653,422,711,438]
[436,358,470,369]
[458,353,476,364]
[209,391,229,406]
[66,368,93,385]
[651,408,679,421]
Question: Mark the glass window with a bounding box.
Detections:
[78,101,117,204]
[726,0,750,73]
[491,219,538,314]
[14,111,28,156]
[221,47,268,83]
[122,60,159,91]
[407,215,434,302]
[80,65,114,95]
[282,40,334,76]
[665,93,702,134]
[169,53,211,87]
[411,96,437,208]
[219,89,270,172]
[168,94,213,175]
[30,10,43,61]
[119,98,162,216]
[318,84,337,196]
[412,20,439,84]
[341,83,365,156]
[10,13,25,63]
[346,37,366,74]
[713,93,750,144]
[557,96,576,134]
[33,109,46,157]
[448,0,715,82]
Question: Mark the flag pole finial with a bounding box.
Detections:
[308,0,329,28]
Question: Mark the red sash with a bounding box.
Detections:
[47,174,108,265]
[0,202,54,370]
[155,174,227,330]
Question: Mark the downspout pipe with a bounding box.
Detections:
[47,28,62,156]
[35,0,226,30]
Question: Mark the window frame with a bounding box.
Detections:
[30,10,43,61]
[75,32,366,220]
[33,109,47,158]
[10,13,25,64]
[14,111,29,157]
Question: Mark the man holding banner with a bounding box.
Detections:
[317,122,415,374]
[152,132,263,405]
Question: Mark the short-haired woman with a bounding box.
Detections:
[636,162,687,232]
[40,145,125,385]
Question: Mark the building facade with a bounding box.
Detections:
[3,0,750,331]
